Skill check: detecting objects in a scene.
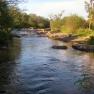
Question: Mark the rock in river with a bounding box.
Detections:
[72,44,94,52]
[52,45,68,50]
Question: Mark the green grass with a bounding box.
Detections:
[74,28,94,37]
[61,27,94,37]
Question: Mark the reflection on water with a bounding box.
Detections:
[0,38,21,94]
[0,36,94,94]
[0,38,21,63]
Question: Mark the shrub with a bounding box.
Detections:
[61,15,87,33]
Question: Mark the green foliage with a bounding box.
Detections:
[0,0,50,47]
[85,0,94,29]
[50,14,87,34]
[61,15,87,33]
[0,0,14,47]
[60,26,71,34]
[29,14,50,28]
[50,12,64,32]
[0,0,13,32]
[9,7,50,29]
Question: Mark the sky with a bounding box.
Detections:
[19,0,89,18]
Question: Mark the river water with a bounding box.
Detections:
[0,36,94,94]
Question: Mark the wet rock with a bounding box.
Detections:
[52,45,68,50]
[72,44,94,52]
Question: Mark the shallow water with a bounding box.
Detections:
[0,36,94,94]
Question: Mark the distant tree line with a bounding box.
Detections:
[9,6,50,29]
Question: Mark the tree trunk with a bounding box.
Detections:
[89,21,91,30]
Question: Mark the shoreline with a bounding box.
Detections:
[46,32,94,52]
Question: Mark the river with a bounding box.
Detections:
[0,36,94,94]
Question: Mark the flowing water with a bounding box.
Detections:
[0,36,94,94]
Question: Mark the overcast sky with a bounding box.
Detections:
[19,0,88,18]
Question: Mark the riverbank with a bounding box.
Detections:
[47,32,88,43]
[46,32,94,52]
[7,29,94,52]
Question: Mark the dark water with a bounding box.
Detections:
[0,36,94,94]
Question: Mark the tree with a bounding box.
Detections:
[0,0,13,32]
[9,7,50,29]
[0,0,14,46]
[49,12,64,32]
[62,15,87,33]
[85,0,94,30]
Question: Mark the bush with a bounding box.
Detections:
[61,15,87,33]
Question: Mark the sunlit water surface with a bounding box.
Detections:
[0,36,94,94]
